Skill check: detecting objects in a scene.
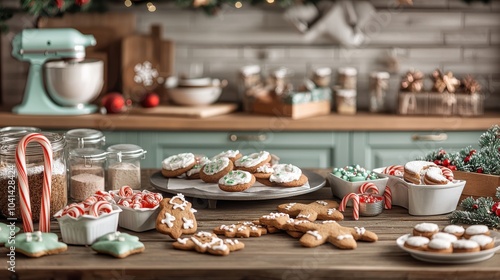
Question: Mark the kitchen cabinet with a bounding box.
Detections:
[351,131,482,169]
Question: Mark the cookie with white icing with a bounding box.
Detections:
[277,200,344,222]
[172,231,244,256]
[186,156,211,180]
[234,151,272,173]
[212,150,242,163]
[161,153,196,178]
[463,225,490,239]
[218,170,256,192]
[423,166,450,185]
[200,157,233,183]
[412,222,439,239]
[469,235,494,250]
[11,231,67,258]
[404,236,429,251]
[403,160,436,184]
[443,225,465,238]
[155,193,197,239]
[427,238,452,253]
[213,221,267,238]
[269,164,308,187]
[91,232,145,258]
[452,239,480,253]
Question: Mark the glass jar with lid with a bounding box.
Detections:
[369,71,390,113]
[69,148,107,202]
[106,144,147,190]
[65,128,106,151]
[0,126,41,133]
[337,67,357,90]
[0,131,67,220]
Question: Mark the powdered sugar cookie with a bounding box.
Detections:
[404,236,429,251]
[403,160,436,184]
[200,157,233,183]
[443,225,465,238]
[412,223,439,239]
[13,231,67,258]
[172,231,244,256]
[234,151,271,173]
[186,156,211,180]
[269,164,308,187]
[469,235,495,250]
[431,232,458,243]
[452,239,480,253]
[91,232,145,258]
[423,166,450,185]
[464,225,490,239]
[218,170,256,192]
[155,193,197,239]
[212,150,242,163]
[161,153,196,178]
[427,238,452,253]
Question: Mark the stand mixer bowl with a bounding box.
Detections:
[44,59,104,107]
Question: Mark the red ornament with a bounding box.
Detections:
[473,204,479,210]
[469,149,476,155]
[56,0,63,8]
[477,167,484,173]
[448,165,457,171]
[464,156,470,163]
[492,202,500,217]
[434,159,442,165]
[442,159,450,167]
[141,92,160,108]
[101,92,125,114]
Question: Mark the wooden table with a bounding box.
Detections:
[2,169,499,280]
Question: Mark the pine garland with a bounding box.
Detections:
[448,188,500,229]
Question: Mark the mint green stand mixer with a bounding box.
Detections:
[11,28,100,115]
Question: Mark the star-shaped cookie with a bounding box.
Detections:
[91,232,145,258]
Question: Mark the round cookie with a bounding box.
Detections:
[404,236,429,251]
[269,164,308,187]
[431,232,458,243]
[256,177,275,186]
[469,235,495,250]
[186,156,211,180]
[253,163,274,179]
[452,239,480,253]
[423,166,450,185]
[464,225,490,239]
[427,238,453,254]
[161,153,196,178]
[443,225,465,238]
[412,223,439,239]
[200,157,233,183]
[218,170,256,192]
[212,150,243,163]
[403,160,436,185]
[234,151,271,173]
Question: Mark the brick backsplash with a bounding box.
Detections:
[1,0,499,112]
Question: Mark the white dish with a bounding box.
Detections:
[396,232,500,264]
[117,205,159,232]
[168,86,222,106]
[327,172,388,199]
[373,167,465,216]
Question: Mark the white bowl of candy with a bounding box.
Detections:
[54,193,121,245]
[327,165,388,200]
[110,186,163,232]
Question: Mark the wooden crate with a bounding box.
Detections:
[251,99,331,119]
[454,171,500,201]
[398,92,484,116]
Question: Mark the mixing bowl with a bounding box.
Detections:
[167,79,227,106]
[45,59,104,107]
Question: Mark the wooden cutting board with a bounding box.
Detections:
[128,103,238,118]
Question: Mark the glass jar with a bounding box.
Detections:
[0,126,41,133]
[65,128,106,151]
[106,144,146,190]
[238,65,263,112]
[369,71,390,113]
[0,131,67,220]
[335,89,357,114]
[269,67,293,96]
[312,67,332,88]
[69,148,107,202]
[337,67,357,90]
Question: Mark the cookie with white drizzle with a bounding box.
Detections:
[0,222,20,245]
[213,221,267,238]
[186,156,211,180]
[161,153,197,178]
[10,231,67,258]
[155,193,197,239]
[218,170,256,192]
[269,164,308,187]
[277,200,344,222]
[234,151,272,173]
[212,150,243,163]
[172,231,245,256]
[200,157,234,184]
[91,232,145,258]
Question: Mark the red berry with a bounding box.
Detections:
[442,159,450,167]
[101,92,125,114]
[473,204,479,210]
[438,149,446,156]
[141,92,160,108]
[464,156,470,163]
[434,159,442,165]
[469,149,476,155]
[477,167,484,173]
[448,165,457,171]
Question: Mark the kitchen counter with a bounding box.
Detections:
[2,169,499,280]
[0,111,499,132]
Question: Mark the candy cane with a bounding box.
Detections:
[15,133,53,233]
[383,165,404,176]
[119,185,134,198]
[383,186,392,210]
[438,166,454,181]
[339,192,360,220]
[90,200,113,217]
[358,182,379,194]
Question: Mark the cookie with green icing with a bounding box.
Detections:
[0,222,20,245]
[200,157,233,183]
[91,232,145,258]
[218,170,256,192]
[9,231,67,258]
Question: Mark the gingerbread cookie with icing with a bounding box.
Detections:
[11,231,67,258]
[292,220,378,249]
[91,232,145,258]
[186,156,211,180]
[173,231,244,256]
[234,151,272,173]
[161,153,196,178]
[200,157,234,183]
[155,193,197,239]
[218,170,256,192]
[269,164,308,187]
[212,150,243,163]
[277,200,344,221]
[213,221,267,238]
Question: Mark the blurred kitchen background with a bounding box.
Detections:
[1,0,499,112]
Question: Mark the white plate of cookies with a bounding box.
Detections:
[397,223,500,264]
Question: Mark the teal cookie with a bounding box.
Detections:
[91,232,145,258]
[0,222,20,245]
[9,231,67,258]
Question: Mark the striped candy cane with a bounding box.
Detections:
[438,166,454,181]
[15,133,53,232]
[383,186,392,210]
[358,182,379,194]
[339,192,360,220]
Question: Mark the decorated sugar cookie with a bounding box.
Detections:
[277,200,344,221]
[161,153,196,178]
[213,221,267,238]
[91,232,145,258]
[11,231,67,258]
[155,193,197,239]
[173,231,244,256]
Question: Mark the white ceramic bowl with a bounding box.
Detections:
[168,86,222,106]
[117,205,160,232]
[327,172,388,200]
[54,204,121,245]
[45,59,104,107]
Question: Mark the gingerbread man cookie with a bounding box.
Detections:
[155,193,197,239]
[213,221,267,238]
[12,231,67,258]
[91,232,145,258]
[172,231,245,256]
[277,200,344,221]
[293,220,378,249]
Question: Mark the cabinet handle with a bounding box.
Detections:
[229,134,267,142]
[411,133,448,141]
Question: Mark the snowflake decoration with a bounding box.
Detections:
[133,61,159,87]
